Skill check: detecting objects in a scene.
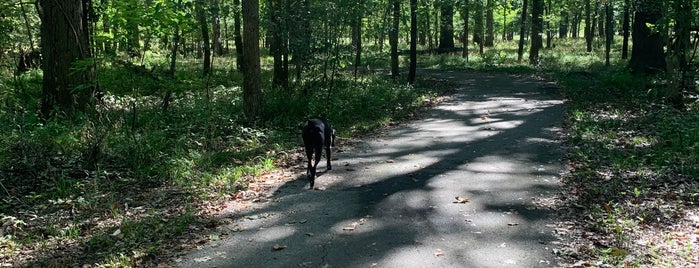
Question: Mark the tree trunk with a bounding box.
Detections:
[604,1,613,66]
[212,0,224,56]
[233,0,244,71]
[517,0,528,61]
[125,0,141,54]
[621,0,630,59]
[669,0,691,108]
[438,2,455,49]
[473,0,483,46]
[197,0,212,75]
[390,0,400,79]
[462,0,470,60]
[501,2,507,41]
[559,10,569,38]
[545,0,551,48]
[529,0,543,64]
[38,0,96,118]
[584,0,592,52]
[269,0,287,89]
[242,0,262,118]
[408,0,417,84]
[485,0,494,46]
[354,0,364,80]
[629,0,665,74]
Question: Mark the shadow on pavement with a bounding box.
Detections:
[175,70,565,267]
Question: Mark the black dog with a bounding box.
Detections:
[301,118,335,189]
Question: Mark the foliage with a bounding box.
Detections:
[0,49,454,265]
[553,56,699,267]
[1,0,699,266]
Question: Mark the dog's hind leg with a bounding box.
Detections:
[310,145,322,188]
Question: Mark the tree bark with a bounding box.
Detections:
[629,0,665,74]
[604,1,613,66]
[233,0,244,71]
[473,0,483,46]
[485,0,494,46]
[621,0,630,59]
[38,0,96,118]
[438,2,455,49]
[584,0,592,52]
[669,0,691,107]
[212,0,224,56]
[354,0,364,80]
[269,0,287,89]
[408,0,417,84]
[559,10,568,39]
[529,0,543,64]
[197,0,212,75]
[389,0,400,79]
[517,0,529,62]
[242,0,262,118]
[462,0,470,60]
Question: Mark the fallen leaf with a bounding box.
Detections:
[454,196,470,203]
[111,229,121,237]
[507,222,519,226]
[272,244,287,251]
[386,159,395,163]
[481,115,488,121]
[434,249,444,257]
[194,256,212,262]
[343,222,359,231]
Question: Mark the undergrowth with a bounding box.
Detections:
[0,55,454,266]
[553,59,699,266]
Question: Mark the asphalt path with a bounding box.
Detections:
[173,70,566,267]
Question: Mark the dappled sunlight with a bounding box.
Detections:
[171,71,565,267]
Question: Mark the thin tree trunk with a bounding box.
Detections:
[390,0,400,79]
[584,0,592,52]
[242,0,262,118]
[197,0,212,75]
[621,0,630,59]
[485,0,494,46]
[233,0,244,71]
[462,0,470,60]
[517,0,528,62]
[529,0,543,64]
[354,0,364,80]
[212,0,224,56]
[408,0,417,84]
[270,0,287,89]
[604,1,613,66]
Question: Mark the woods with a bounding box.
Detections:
[1,0,699,266]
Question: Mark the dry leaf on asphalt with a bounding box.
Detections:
[342,222,360,231]
[434,249,444,257]
[272,244,287,251]
[454,196,470,203]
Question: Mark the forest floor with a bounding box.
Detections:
[6,68,697,267]
[168,70,569,267]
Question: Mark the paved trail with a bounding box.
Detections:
[174,70,565,267]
